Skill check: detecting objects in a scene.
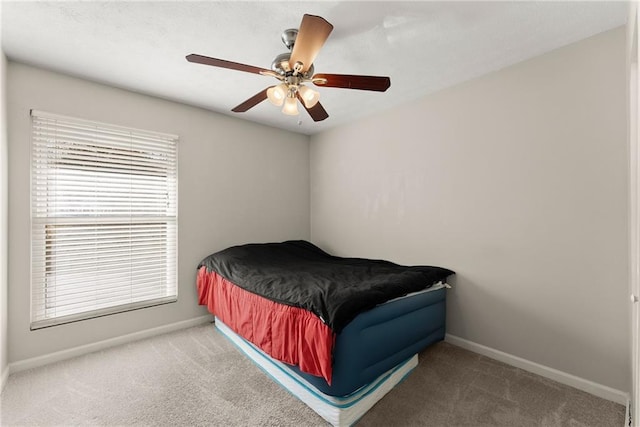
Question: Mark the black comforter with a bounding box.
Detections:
[198,240,454,333]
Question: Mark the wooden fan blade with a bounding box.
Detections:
[297,93,329,122]
[186,54,270,75]
[313,73,391,92]
[232,87,272,112]
[289,15,333,73]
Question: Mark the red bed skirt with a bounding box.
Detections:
[197,267,336,383]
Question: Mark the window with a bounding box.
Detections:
[30,110,178,329]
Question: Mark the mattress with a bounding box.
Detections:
[197,240,454,385]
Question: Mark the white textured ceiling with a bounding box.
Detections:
[1,1,628,135]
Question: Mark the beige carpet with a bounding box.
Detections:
[0,322,625,426]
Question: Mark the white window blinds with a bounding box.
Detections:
[30,110,178,330]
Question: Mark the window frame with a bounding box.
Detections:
[29,110,178,330]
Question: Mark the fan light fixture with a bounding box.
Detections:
[298,85,320,108]
[282,94,299,115]
[267,83,319,114]
[267,83,288,106]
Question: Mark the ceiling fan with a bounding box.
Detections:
[186,14,391,122]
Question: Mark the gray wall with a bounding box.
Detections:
[310,27,629,391]
[7,62,310,363]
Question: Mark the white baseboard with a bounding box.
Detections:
[1,363,8,394]
[445,334,629,406]
[8,315,213,375]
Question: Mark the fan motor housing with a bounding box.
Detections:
[271,52,314,77]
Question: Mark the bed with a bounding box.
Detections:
[197,240,453,425]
